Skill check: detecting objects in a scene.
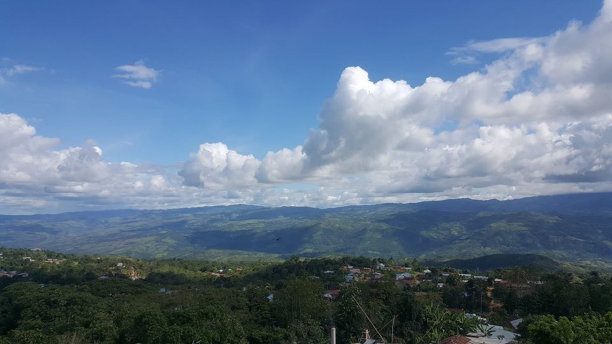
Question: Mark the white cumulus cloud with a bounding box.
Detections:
[179,142,261,189]
[179,0,612,205]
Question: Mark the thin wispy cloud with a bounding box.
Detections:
[0,63,42,83]
[4,64,42,76]
[113,60,159,89]
[448,55,479,65]
[448,37,546,65]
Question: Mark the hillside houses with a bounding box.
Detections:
[323,289,341,299]
[341,262,418,283]
[0,270,29,278]
[396,272,413,280]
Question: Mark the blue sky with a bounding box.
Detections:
[2,0,600,162]
[1,1,611,213]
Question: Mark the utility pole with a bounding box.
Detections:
[352,296,387,343]
[330,327,336,344]
[391,315,395,344]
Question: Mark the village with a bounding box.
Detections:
[0,248,569,343]
[320,263,525,343]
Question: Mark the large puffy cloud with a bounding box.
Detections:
[179,142,260,189]
[181,0,612,203]
[257,146,306,183]
[0,114,116,186]
[0,113,62,184]
[0,113,194,213]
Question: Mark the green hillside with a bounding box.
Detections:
[0,193,611,268]
[425,254,561,272]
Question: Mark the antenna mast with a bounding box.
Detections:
[351,296,387,343]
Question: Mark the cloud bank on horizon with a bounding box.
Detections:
[2,1,612,213]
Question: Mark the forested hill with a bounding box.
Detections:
[425,254,561,272]
[0,192,611,267]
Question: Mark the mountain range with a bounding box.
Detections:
[1,192,611,268]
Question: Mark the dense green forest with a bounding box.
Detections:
[0,248,611,343]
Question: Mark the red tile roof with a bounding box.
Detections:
[439,335,471,344]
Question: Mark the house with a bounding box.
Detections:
[116,262,124,268]
[440,328,520,344]
[465,313,487,323]
[323,289,341,299]
[423,269,432,274]
[396,278,419,287]
[370,272,384,280]
[467,325,517,343]
[510,318,523,329]
[395,273,413,280]
[439,335,471,344]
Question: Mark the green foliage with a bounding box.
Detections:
[411,303,478,344]
[335,285,367,344]
[271,279,328,327]
[588,278,612,314]
[519,312,612,344]
[432,253,561,272]
[442,279,491,313]
[0,247,611,343]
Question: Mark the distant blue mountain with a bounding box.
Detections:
[0,192,610,266]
